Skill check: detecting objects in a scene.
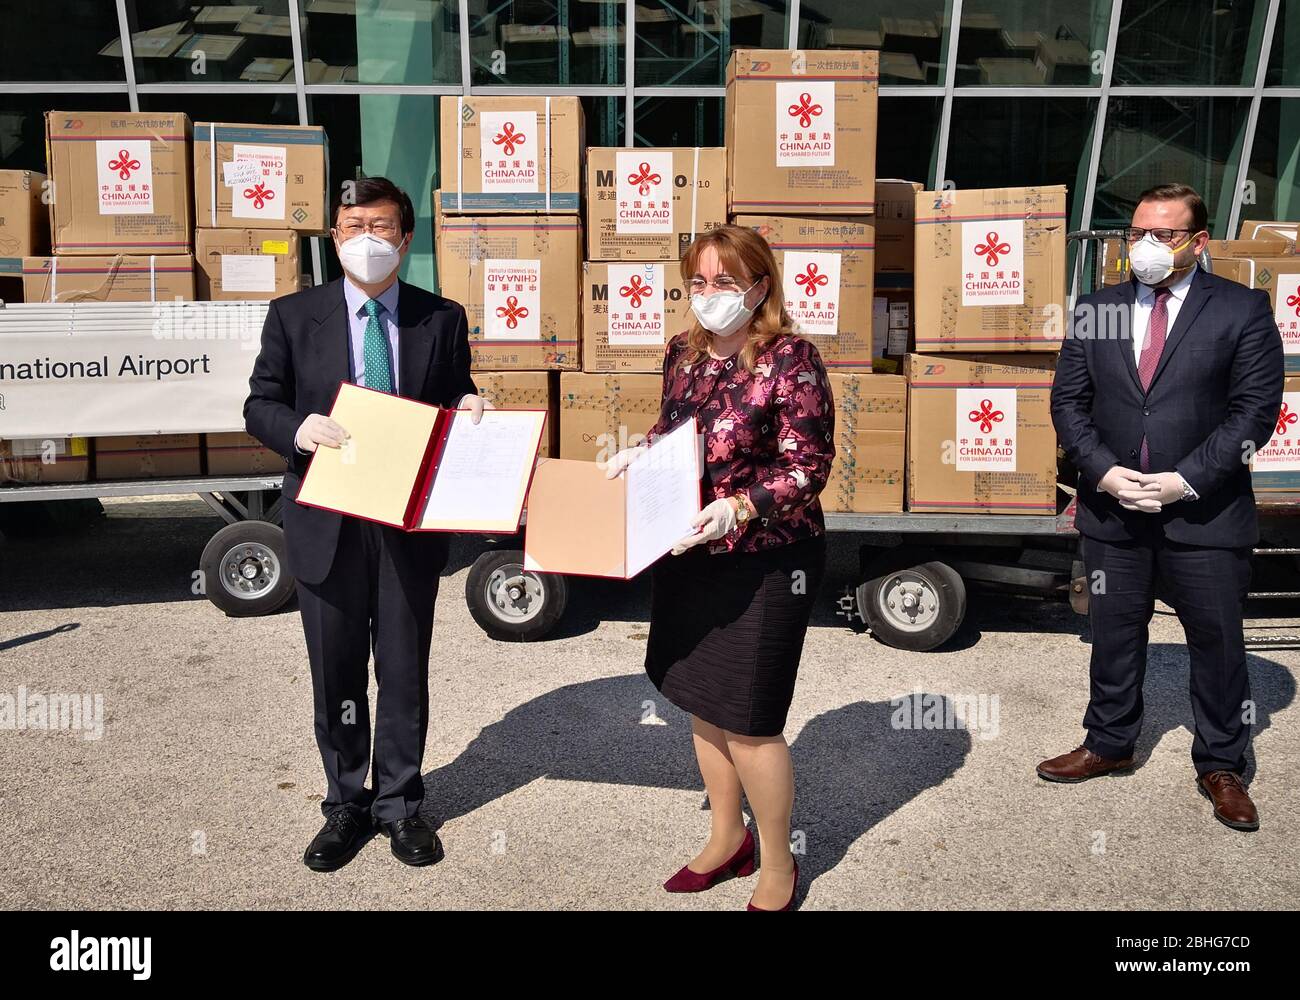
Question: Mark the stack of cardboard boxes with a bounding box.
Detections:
[905,184,1068,514]
[2,111,327,483]
[1209,220,1300,494]
[565,145,727,464]
[191,120,327,475]
[435,95,588,457]
[725,48,906,513]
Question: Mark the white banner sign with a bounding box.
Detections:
[0,302,267,437]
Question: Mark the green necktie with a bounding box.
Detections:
[362,298,395,394]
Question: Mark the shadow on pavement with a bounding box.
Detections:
[419,675,972,896]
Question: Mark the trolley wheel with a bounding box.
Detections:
[859,555,967,652]
[466,549,566,642]
[200,520,295,617]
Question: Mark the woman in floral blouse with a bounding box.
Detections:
[604,225,835,911]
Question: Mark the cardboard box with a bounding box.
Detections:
[195,228,300,300]
[1238,219,1300,241]
[436,215,582,370]
[1211,256,1300,373]
[0,260,21,304]
[872,287,914,361]
[204,432,286,475]
[825,373,905,513]
[585,147,727,261]
[0,170,49,260]
[0,437,90,484]
[1252,375,1300,495]
[558,372,662,463]
[906,353,1058,514]
[733,214,876,370]
[470,371,558,457]
[913,185,1067,352]
[581,261,690,373]
[438,95,584,214]
[1207,238,1294,258]
[874,179,922,274]
[1035,37,1092,85]
[45,111,192,255]
[977,57,1045,85]
[725,49,878,216]
[193,123,328,233]
[93,434,202,479]
[881,17,942,61]
[22,254,195,303]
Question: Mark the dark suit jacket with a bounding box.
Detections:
[1052,269,1284,547]
[244,278,477,584]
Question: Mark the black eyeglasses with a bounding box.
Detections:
[1123,227,1198,244]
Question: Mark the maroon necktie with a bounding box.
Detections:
[1137,287,1172,473]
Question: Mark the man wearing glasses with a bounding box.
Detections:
[1043,184,1283,832]
[245,177,488,870]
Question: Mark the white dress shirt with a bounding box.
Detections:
[1121,266,1200,498]
[1132,264,1196,364]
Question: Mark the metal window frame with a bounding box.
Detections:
[34,0,1296,284]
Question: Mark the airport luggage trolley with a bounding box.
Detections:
[0,475,291,618]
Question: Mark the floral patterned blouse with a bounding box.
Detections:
[645,331,836,555]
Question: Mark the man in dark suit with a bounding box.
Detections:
[1042,183,1283,831]
[245,176,488,870]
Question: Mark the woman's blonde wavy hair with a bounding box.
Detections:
[675,224,799,374]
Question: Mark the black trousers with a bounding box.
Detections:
[1079,531,1253,776]
[294,515,448,823]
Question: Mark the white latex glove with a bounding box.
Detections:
[1100,464,1162,514]
[671,497,738,555]
[602,445,648,479]
[295,413,349,453]
[457,393,496,425]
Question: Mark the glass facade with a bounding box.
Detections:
[3,0,1296,288]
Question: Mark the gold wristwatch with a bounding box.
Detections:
[733,493,754,527]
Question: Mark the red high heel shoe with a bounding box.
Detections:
[746,860,799,911]
[663,828,756,893]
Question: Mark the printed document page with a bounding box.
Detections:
[624,420,702,578]
[419,409,546,531]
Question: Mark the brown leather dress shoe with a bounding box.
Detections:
[1197,771,1260,831]
[1037,745,1135,783]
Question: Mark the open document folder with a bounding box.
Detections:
[524,420,703,579]
[294,382,546,533]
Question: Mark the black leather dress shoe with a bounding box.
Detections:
[379,815,442,867]
[303,810,371,872]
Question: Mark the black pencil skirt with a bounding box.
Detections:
[644,534,827,737]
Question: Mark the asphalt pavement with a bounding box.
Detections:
[1,496,1296,910]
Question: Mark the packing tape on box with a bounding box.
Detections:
[47,255,158,302]
[209,127,217,228]
[691,146,699,240]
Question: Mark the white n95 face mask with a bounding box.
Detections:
[1128,233,1195,285]
[690,282,759,337]
[337,233,402,284]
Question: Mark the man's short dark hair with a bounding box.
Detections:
[1137,183,1209,235]
[331,176,415,235]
